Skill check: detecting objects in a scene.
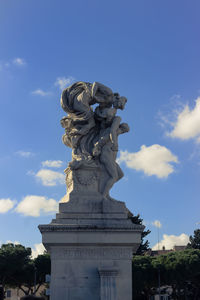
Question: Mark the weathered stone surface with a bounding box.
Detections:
[39,223,143,300]
[39,212,144,300]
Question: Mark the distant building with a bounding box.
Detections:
[4,286,46,300]
[173,245,186,251]
[146,245,187,256]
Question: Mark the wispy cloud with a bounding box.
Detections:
[31,76,75,97]
[6,240,20,245]
[0,240,20,248]
[0,57,26,71]
[15,195,58,217]
[0,198,16,213]
[41,160,63,168]
[55,76,75,90]
[152,233,189,250]
[31,89,52,97]
[15,150,34,158]
[152,220,162,228]
[13,57,26,66]
[35,169,65,186]
[118,144,178,179]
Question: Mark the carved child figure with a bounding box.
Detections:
[93,106,129,197]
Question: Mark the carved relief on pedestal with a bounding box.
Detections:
[51,247,132,260]
[76,169,98,186]
[64,166,101,198]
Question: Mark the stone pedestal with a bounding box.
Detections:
[39,169,144,300]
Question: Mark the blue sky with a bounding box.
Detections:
[0,0,200,255]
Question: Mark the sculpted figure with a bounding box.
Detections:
[60,81,129,198]
[93,106,129,197]
[61,82,114,160]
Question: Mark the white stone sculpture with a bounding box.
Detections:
[60,81,129,201]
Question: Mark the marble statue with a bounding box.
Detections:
[60,81,129,200]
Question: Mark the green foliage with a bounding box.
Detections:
[130,214,151,255]
[132,255,157,299]
[0,243,32,285]
[132,249,200,299]
[34,253,51,285]
[0,243,51,298]
[187,228,200,250]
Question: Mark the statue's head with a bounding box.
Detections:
[113,94,127,110]
[119,123,130,133]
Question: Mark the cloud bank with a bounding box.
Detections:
[167,97,200,142]
[35,169,65,186]
[41,160,63,168]
[152,233,189,250]
[15,195,58,217]
[118,144,178,178]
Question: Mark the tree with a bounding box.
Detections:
[0,243,32,298]
[187,228,200,250]
[130,214,151,255]
[132,255,157,299]
[0,243,51,298]
[34,253,51,293]
[132,249,200,300]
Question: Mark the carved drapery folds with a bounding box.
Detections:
[60,81,129,200]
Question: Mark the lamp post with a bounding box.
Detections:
[157,226,161,300]
[34,267,37,295]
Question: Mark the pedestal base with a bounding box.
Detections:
[39,199,144,300]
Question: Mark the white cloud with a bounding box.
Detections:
[41,160,63,168]
[152,220,162,228]
[6,240,20,245]
[167,97,200,142]
[16,150,34,158]
[15,195,58,217]
[31,89,52,97]
[35,169,65,186]
[13,57,26,66]
[55,76,75,90]
[0,198,15,213]
[152,233,189,250]
[0,240,20,248]
[31,243,45,258]
[118,145,178,178]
